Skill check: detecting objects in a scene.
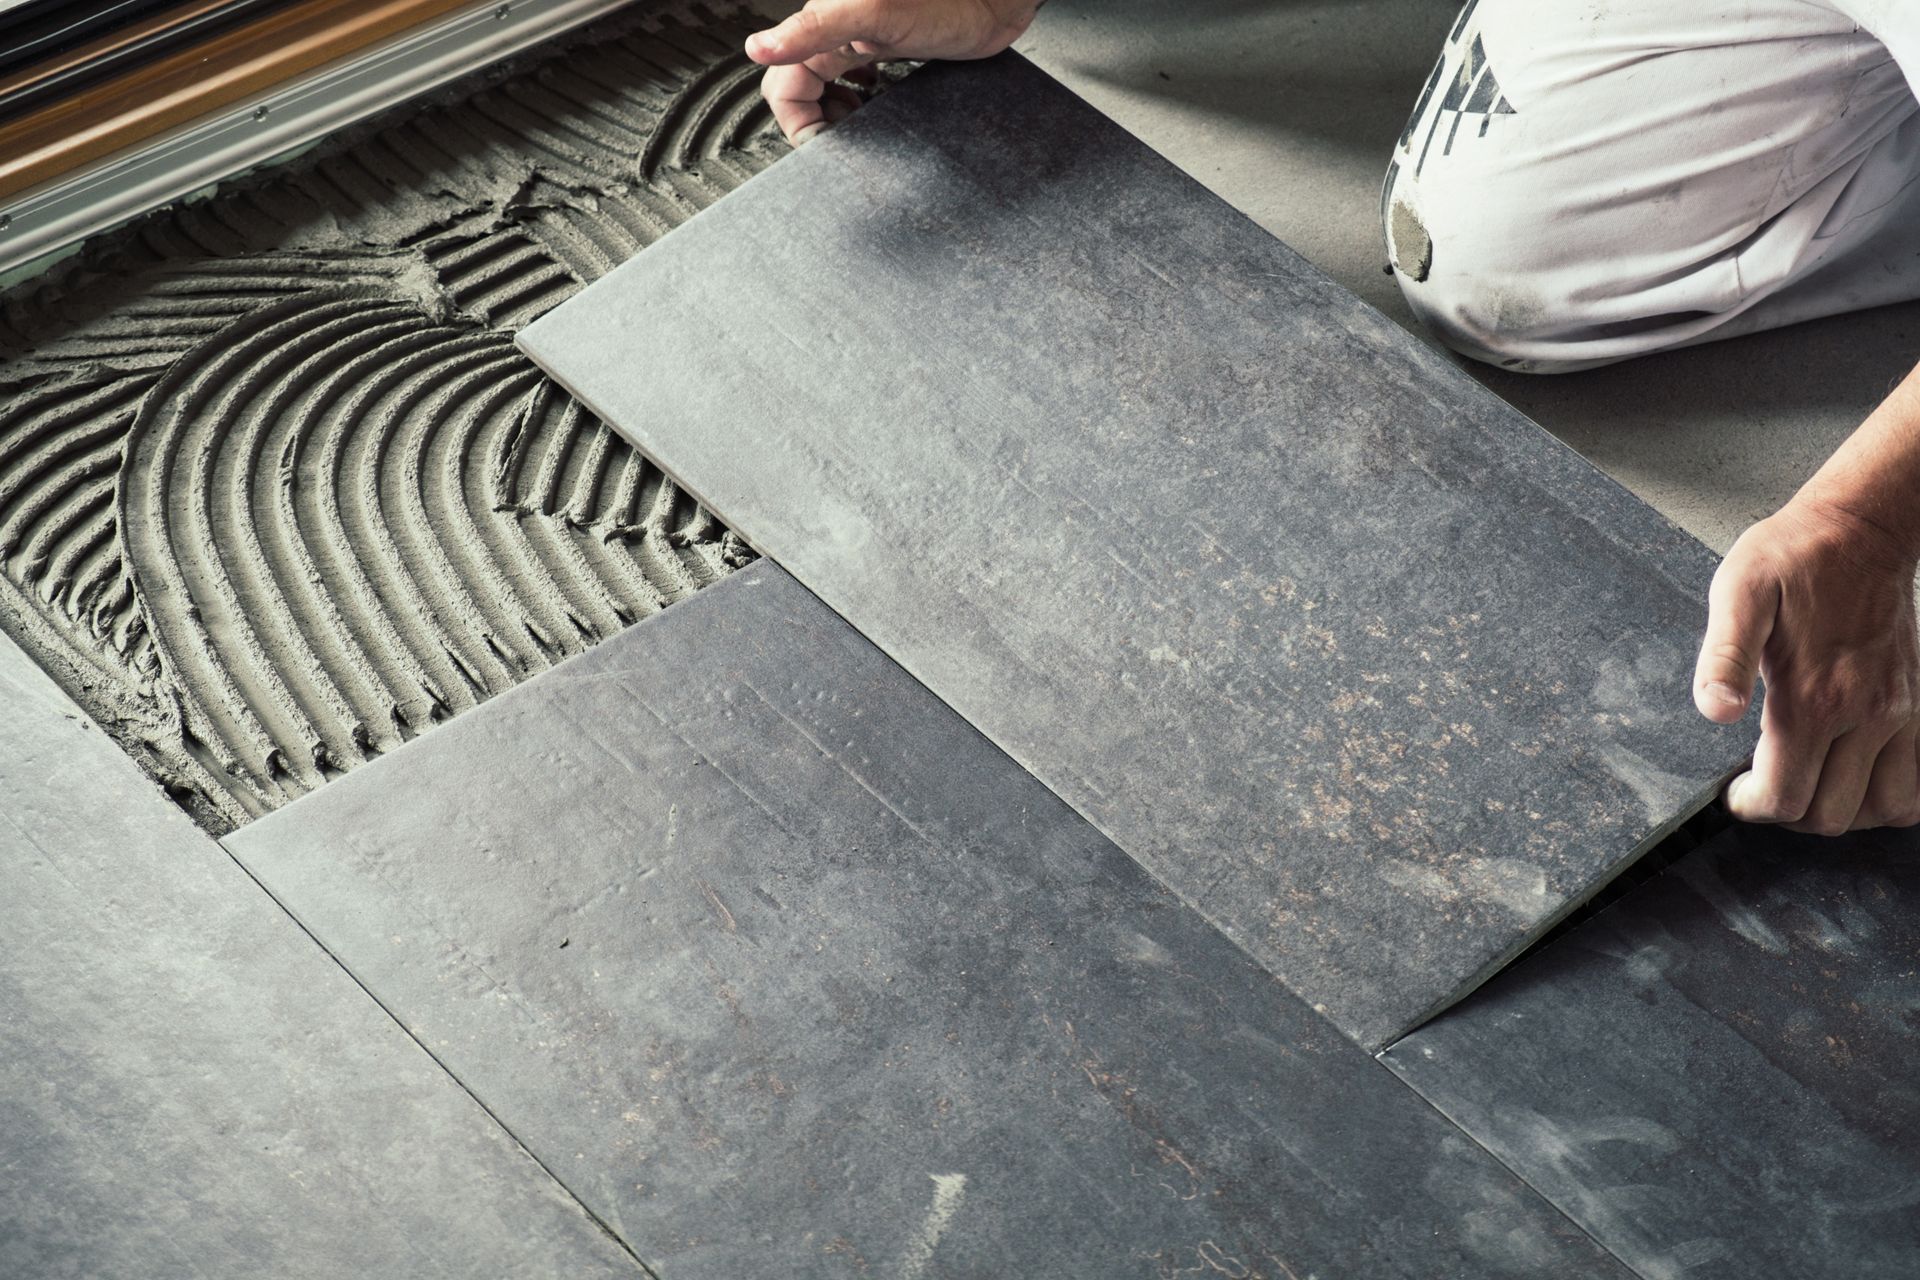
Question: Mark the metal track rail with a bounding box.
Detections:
[0,0,643,278]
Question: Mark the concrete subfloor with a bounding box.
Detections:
[998,0,1920,555]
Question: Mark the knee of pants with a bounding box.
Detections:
[1382,177,1600,375]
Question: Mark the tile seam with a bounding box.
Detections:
[213,830,663,1279]
[1373,1046,1658,1280]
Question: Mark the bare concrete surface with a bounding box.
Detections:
[1006,0,1920,552]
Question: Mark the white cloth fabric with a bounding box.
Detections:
[1386,0,1920,371]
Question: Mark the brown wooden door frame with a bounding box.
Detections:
[0,0,479,200]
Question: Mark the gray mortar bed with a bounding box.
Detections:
[0,4,800,833]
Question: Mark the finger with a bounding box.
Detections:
[746,0,885,66]
[759,52,875,144]
[1790,725,1891,836]
[760,64,824,143]
[818,71,868,100]
[1694,555,1778,723]
[1857,724,1920,829]
[1725,697,1833,825]
[822,83,861,125]
[802,47,879,83]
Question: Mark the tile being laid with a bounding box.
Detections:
[224,562,1633,1280]
[1382,821,1920,1279]
[0,633,641,1280]
[516,51,1755,1049]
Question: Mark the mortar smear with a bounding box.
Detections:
[0,4,785,833]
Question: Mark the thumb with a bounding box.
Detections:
[746,0,880,65]
[1693,552,1777,723]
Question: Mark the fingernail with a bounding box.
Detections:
[1724,774,1755,814]
[791,123,826,146]
[1702,681,1746,710]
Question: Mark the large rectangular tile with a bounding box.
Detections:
[516,51,1753,1049]
[0,634,640,1280]
[225,562,1631,1280]
[1383,821,1920,1278]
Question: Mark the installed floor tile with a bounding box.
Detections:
[0,635,639,1279]
[518,52,1753,1049]
[1383,821,1920,1279]
[225,562,1629,1280]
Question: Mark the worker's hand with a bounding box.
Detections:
[1694,495,1920,833]
[745,0,1042,145]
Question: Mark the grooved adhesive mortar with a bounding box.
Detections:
[0,4,788,832]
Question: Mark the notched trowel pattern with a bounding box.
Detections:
[0,6,787,832]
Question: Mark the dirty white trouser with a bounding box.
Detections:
[1385,0,1920,371]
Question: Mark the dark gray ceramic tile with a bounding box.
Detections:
[0,636,640,1280]
[1383,821,1920,1279]
[225,562,1630,1280]
[516,52,1754,1050]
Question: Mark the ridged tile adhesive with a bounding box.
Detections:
[0,5,784,832]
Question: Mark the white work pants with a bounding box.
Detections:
[1386,0,1920,371]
